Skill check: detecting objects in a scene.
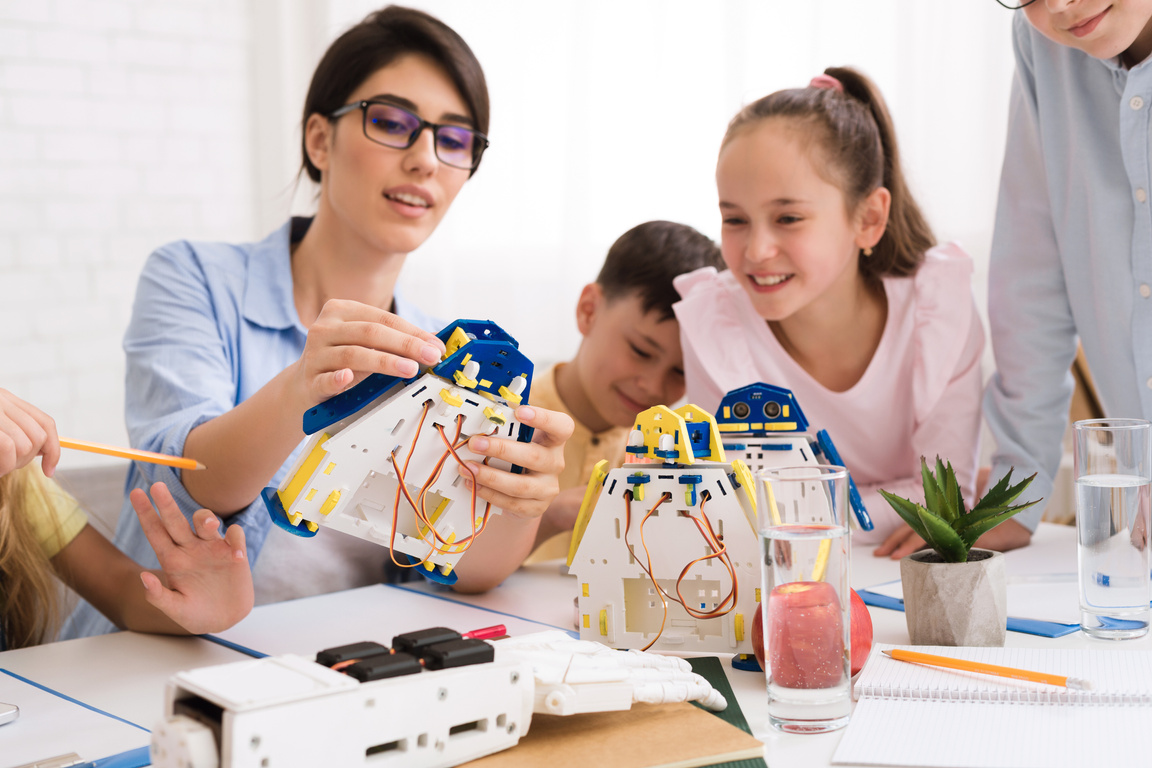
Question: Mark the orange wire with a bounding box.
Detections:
[427,421,496,552]
[384,406,503,570]
[416,418,471,555]
[674,494,739,619]
[622,490,674,651]
[387,400,432,569]
[413,417,462,537]
[622,489,739,649]
[414,417,495,561]
[397,415,468,552]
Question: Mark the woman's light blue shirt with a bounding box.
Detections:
[62,218,440,638]
[984,14,1152,528]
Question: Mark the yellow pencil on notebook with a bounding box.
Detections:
[59,438,206,471]
[882,648,1093,690]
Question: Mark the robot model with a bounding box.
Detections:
[714,383,872,531]
[567,404,760,656]
[261,320,534,585]
[150,629,726,768]
[566,385,870,661]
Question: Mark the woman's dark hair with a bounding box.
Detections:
[301,5,490,181]
[722,66,934,281]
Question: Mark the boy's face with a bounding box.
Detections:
[574,286,686,429]
[1023,0,1152,63]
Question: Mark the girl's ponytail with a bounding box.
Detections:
[824,67,934,280]
[723,66,934,281]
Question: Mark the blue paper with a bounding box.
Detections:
[80,746,151,768]
[855,589,1081,638]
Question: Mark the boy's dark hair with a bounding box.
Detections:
[596,221,724,321]
[723,66,934,282]
[301,5,489,181]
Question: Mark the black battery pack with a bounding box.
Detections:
[343,652,423,682]
[419,638,494,670]
[391,627,462,654]
[316,641,390,668]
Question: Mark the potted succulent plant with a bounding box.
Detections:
[879,458,1039,647]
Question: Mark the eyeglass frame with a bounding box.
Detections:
[994,0,1037,9]
[328,99,490,171]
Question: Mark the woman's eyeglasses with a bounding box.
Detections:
[330,100,489,171]
[994,0,1037,8]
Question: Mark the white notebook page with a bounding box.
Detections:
[832,645,1152,768]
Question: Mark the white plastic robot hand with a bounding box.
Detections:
[494,630,727,716]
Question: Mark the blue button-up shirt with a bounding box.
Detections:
[62,218,441,638]
[984,14,1152,529]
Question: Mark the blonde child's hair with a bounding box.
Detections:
[0,466,62,649]
[722,66,935,282]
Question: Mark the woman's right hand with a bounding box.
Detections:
[0,388,60,478]
[292,299,446,407]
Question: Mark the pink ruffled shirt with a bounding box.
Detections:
[673,243,984,543]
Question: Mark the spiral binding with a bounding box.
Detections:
[858,682,1152,707]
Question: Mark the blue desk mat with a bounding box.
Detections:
[856,589,1082,638]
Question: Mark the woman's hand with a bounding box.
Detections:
[449,406,575,593]
[462,406,575,519]
[0,388,60,478]
[291,299,446,407]
[132,482,254,634]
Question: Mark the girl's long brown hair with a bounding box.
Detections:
[722,66,935,282]
[0,467,61,649]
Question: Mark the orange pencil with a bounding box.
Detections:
[882,649,1093,691]
[59,437,206,471]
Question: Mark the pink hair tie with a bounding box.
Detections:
[809,74,844,93]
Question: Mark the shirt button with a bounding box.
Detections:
[1132,96,1145,110]
[1142,284,1151,298]
[1139,188,1149,203]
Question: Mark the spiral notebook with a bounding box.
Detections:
[832,644,1152,768]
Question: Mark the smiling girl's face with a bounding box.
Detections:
[717,118,880,324]
[306,53,474,257]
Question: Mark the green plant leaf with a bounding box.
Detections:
[880,489,969,562]
[879,489,932,542]
[954,503,1014,532]
[921,457,956,524]
[956,499,1041,548]
[942,460,963,518]
[972,470,1035,514]
[911,503,969,562]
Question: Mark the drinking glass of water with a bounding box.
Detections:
[755,465,851,733]
[1074,418,1152,639]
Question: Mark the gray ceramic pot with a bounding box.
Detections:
[900,548,1007,647]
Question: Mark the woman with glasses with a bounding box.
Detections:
[64,5,573,639]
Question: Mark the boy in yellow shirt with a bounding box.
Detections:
[528,221,724,561]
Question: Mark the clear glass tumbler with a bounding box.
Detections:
[1074,418,1152,639]
[755,465,851,734]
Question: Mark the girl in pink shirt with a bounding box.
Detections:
[674,67,1005,557]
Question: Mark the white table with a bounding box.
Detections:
[2,522,1144,767]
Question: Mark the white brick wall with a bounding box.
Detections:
[0,0,257,468]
